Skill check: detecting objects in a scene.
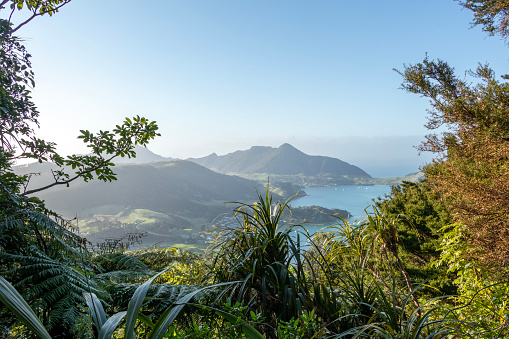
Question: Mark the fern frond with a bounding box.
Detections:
[0,251,101,331]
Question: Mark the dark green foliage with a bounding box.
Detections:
[0,185,98,335]
[0,251,101,331]
[336,281,459,338]
[0,202,100,336]
[375,181,450,253]
[207,188,320,336]
[375,181,455,296]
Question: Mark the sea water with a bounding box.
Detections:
[290,185,392,219]
[288,185,393,236]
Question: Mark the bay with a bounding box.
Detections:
[289,185,393,231]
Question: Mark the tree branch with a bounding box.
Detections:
[443,280,509,320]
[20,154,117,196]
[11,1,71,33]
[8,5,15,23]
[10,12,37,33]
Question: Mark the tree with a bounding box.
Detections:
[0,0,73,33]
[397,59,509,273]
[375,180,455,295]
[0,8,160,337]
[460,0,509,43]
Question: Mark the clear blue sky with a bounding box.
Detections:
[5,0,508,176]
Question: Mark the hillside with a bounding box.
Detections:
[354,171,425,185]
[16,160,351,251]
[188,143,371,184]
[28,160,263,221]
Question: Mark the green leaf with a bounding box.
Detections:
[0,277,52,339]
[98,311,127,339]
[148,281,241,339]
[124,268,170,339]
[211,307,266,339]
[137,313,155,328]
[83,292,107,331]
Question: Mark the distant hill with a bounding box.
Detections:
[188,143,371,179]
[354,171,425,186]
[13,146,170,192]
[19,160,265,222]
[113,146,169,164]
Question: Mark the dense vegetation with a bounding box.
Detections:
[2,0,509,338]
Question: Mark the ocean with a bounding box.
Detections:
[288,185,393,234]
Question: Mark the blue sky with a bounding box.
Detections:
[5,0,508,176]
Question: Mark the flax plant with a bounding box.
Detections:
[207,186,329,336]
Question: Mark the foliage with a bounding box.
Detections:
[84,272,264,339]
[397,58,509,274]
[0,191,100,336]
[335,282,459,338]
[0,276,52,339]
[375,180,455,295]
[276,309,325,338]
[436,223,509,337]
[459,0,509,42]
[206,187,319,335]
[0,272,264,339]
[313,215,464,338]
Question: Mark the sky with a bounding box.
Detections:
[4,0,508,177]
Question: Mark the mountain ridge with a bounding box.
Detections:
[188,143,371,178]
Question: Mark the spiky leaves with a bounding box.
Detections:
[207,186,341,337]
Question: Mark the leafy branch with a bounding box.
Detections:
[0,0,73,33]
[21,115,160,196]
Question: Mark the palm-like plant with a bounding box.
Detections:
[207,186,319,334]
[1,272,265,339]
[334,281,460,338]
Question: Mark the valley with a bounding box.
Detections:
[15,144,417,252]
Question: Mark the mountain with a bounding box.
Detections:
[13,146,170,192]
[188,143,371,178]
[107,145,169,164]
[20,160,265,222]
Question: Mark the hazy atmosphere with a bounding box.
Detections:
[8,0,508,177]
[3,0,509,337]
